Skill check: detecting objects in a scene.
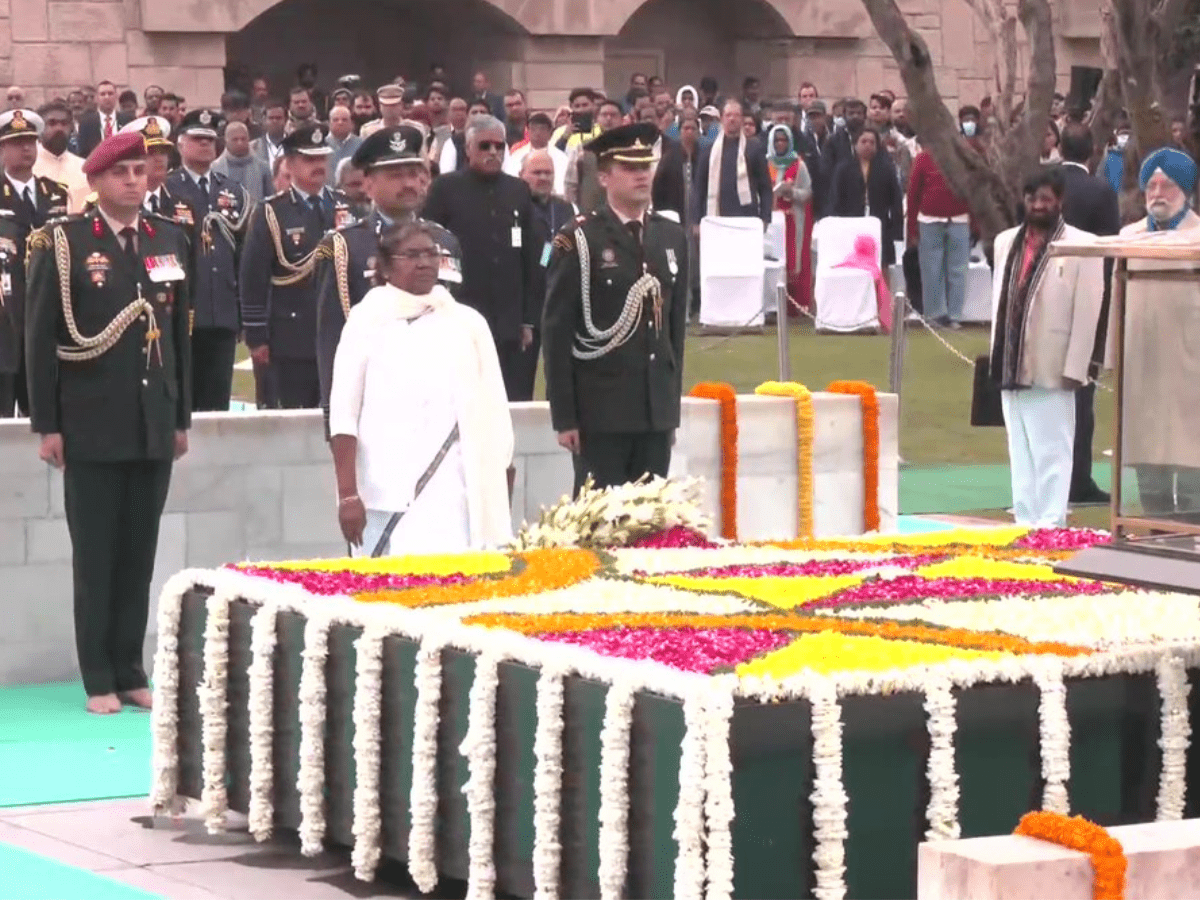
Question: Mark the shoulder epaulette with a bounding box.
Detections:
[37,175,68,193]
[313,239,334,261]
[266,189,290,202]
[46,213,82,228]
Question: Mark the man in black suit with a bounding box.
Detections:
[26,131,191,714]
[422,113,541,400]
[795,100,831,217]
[76,81,133,158]
[1059,122,1121,505]
[690,99,773,229]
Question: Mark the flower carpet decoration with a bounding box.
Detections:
[151,519,1200,900]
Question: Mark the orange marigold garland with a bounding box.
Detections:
[1014,811,1127,900]
[827,381,881,532]
[688,382,739,540]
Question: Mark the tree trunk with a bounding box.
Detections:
[1106,0,1191,155]
[859,0,1055,245]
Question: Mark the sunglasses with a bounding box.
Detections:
[476,140,505,152]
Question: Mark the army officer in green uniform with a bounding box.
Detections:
[542,122,688,493]
[26,131,191,715]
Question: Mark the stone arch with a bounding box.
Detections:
[226,0,530,96]
[601,0,795,37]
[224,0,529,35]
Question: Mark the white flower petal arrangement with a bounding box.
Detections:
[510,474,711,550]
[149,512,1200,900]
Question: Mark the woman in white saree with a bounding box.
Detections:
[329,221,514,556]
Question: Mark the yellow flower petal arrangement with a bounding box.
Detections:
[229,526,1151,679]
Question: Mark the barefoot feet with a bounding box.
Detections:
[120,687,153,709]
[85,693,122,715]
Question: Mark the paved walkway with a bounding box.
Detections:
[0,798,458,899]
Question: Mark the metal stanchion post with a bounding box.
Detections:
[888,290,907,407]
[776,283,791,382]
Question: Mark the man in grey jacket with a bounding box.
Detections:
[212,121,273,203]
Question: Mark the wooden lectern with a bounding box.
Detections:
[1048,231,1200,592]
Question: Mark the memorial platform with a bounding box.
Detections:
[151,526,1200,900]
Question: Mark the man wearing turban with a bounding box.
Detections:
[1111,147,1200,520]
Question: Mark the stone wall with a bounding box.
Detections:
[0,0,1099,115]
[0,392,897,686]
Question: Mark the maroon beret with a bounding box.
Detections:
[82,131,147,176]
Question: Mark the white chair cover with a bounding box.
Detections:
[699,216,766,327]
[960,261,993,323]
[813,216,882,332]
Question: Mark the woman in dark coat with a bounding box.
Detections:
[828,125,904,266]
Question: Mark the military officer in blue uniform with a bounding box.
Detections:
[240,122,351,408]
[25,132,191,714]
[165,109,249,410]
[0,109,69,415]
[542,122,689,493]
[313,124,463,433]
[120,115,180,218]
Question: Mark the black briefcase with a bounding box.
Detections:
[971,355,1005,427]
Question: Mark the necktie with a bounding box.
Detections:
[196,176,209,215]
[22,186,36,222]
[626,220,642,245]
[119,226,139,270]
[103,115,113,139]
[309,194,325,228]
[148,192,159,215]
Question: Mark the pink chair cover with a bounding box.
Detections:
[831,233,893,333]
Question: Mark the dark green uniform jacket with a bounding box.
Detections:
[542,205,688,434]
[25,211,192,461]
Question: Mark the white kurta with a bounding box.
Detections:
[329,286,514,554]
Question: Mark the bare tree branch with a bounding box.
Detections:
[858,0,1032,242]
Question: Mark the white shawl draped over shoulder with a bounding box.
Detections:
[329,283,515,549]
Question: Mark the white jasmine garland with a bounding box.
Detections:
[922,675,960,841]
[597,681,637,900]
[809,679,848,900]
[703,678,737,900]
[1034,659,1070,815]
[1156,654,1192,821]
[351,628,386,881]
[149,572,195,814]
[532,662,567,900]
[408,635,446,893]
[461,652,501,900]
[297,612,333,856]
[199,588,234,834]
[247,601,279,842]
[672,689,707,900]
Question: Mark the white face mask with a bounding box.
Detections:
[1115,134,1129,150]
[961,121,977,138]
[833,116,846,130]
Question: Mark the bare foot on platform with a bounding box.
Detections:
[120,688,153,709]
[86,693,122,715]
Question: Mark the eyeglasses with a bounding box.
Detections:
[476,140,505,152]
[396,248,441,261]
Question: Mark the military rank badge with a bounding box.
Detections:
[85,252,110,287]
